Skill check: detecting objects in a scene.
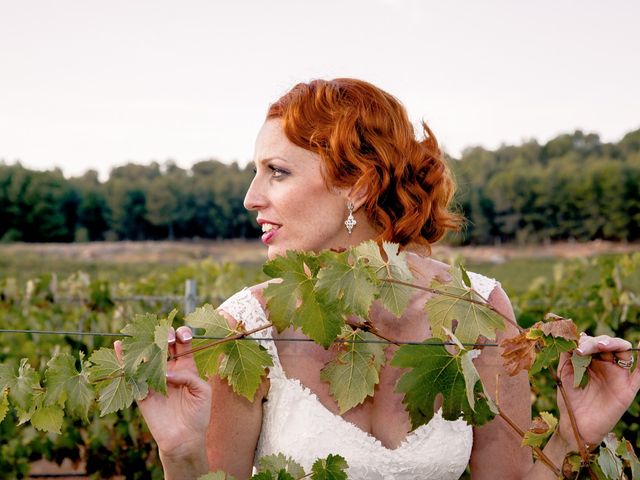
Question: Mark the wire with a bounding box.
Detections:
[1,328,639,350]
[0,328,496,347]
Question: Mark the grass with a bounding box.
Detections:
[1,242,636,299]
[465,257,559,297]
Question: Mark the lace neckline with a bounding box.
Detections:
[276,374,433,452]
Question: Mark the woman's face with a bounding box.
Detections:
[244,119,353,259]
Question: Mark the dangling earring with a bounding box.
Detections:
[344,202,357,235]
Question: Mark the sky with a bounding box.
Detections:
[1,0,639,180]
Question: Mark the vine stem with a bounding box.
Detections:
[345,319,400,346]
[383,278,524,333]
[494,405,562,477]
[548,364,596,479]
[170,322,275,359]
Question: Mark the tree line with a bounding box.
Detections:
[0,160,259,242]
[1,127,639,244]
[451,128,640,244]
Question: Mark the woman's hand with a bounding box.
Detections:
[114,326,212,461]
[556,334,640,449]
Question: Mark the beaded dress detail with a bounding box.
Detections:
[219,272,499,480]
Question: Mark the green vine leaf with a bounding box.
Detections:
[121,310,175,395]
[189,305,239,379]
[425,267,505,344]
[459,349,486,412]
[1,358,41,412]
[571,351,592,388]
[264,251,343,347]
[257,453,305,478]
[263,251,318,332]
[251,472,295,480]
[522,411,557,448]
[561,453,582,478]
[320,328,386,413]
[186,304,235,338]
[310,453,349,480]
[217,340,273,402]
[316,250,377,318]
[0,388,8,422]
[44,352,94,422]
[296,292,344,349]
[597,433,624,479]
[31,404,64,434]
[528,329,575,375]
[391,340,495,429]
[88,348,147,416]
[15,388,63,434]
[616,436,640,479]
[193,342,227,379]
[354,241,413,317]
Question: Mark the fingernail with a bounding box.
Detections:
[168,330,176,344]
[181,330,192,342]
[166,371,174,379]
[598,340,609,346]
[576,348,584,354]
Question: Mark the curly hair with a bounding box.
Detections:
[267,78,461,249]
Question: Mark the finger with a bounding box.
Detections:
[114,340,124,365]
[166,370,211,398]
[175,326,194,357]
[576,335,632,356]
[168,327,176,358]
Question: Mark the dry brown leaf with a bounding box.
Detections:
[537,314,579,341]
[500,331,540,376]
[529,416,550,434]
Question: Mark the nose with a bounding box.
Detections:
[243,175,267,211]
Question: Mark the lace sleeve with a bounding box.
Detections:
[467,271,500,301]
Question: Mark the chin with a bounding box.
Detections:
[266,245,287,260]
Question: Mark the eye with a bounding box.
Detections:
[252,166,257,174]
[269,165,289,179]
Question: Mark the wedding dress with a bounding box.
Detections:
[219,272,499,480]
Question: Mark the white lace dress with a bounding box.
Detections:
[219,272,499,480]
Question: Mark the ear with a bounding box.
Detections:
[347,184,368,212]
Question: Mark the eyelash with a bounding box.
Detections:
[269,165,288,178]
[252,165,289,179]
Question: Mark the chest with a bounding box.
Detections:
[273,299,432,449]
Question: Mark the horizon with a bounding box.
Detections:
[2,124,638,181]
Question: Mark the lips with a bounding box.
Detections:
[258,220,281,244]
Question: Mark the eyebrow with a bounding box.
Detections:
[254,156,291,165]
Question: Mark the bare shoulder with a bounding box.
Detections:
[405,252,453,285]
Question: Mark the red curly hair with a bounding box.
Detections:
[267,78,461,249]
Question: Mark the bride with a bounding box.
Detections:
[121,78,640,479]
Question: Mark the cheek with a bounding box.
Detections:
[281,182,337,218]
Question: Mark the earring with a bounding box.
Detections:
[344,202,357,235]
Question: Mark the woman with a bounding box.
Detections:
[127,79,640,479]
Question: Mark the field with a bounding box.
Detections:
[1,239,638,295]
[1,240,639,478]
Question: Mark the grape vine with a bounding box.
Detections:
[1,241,638,479]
